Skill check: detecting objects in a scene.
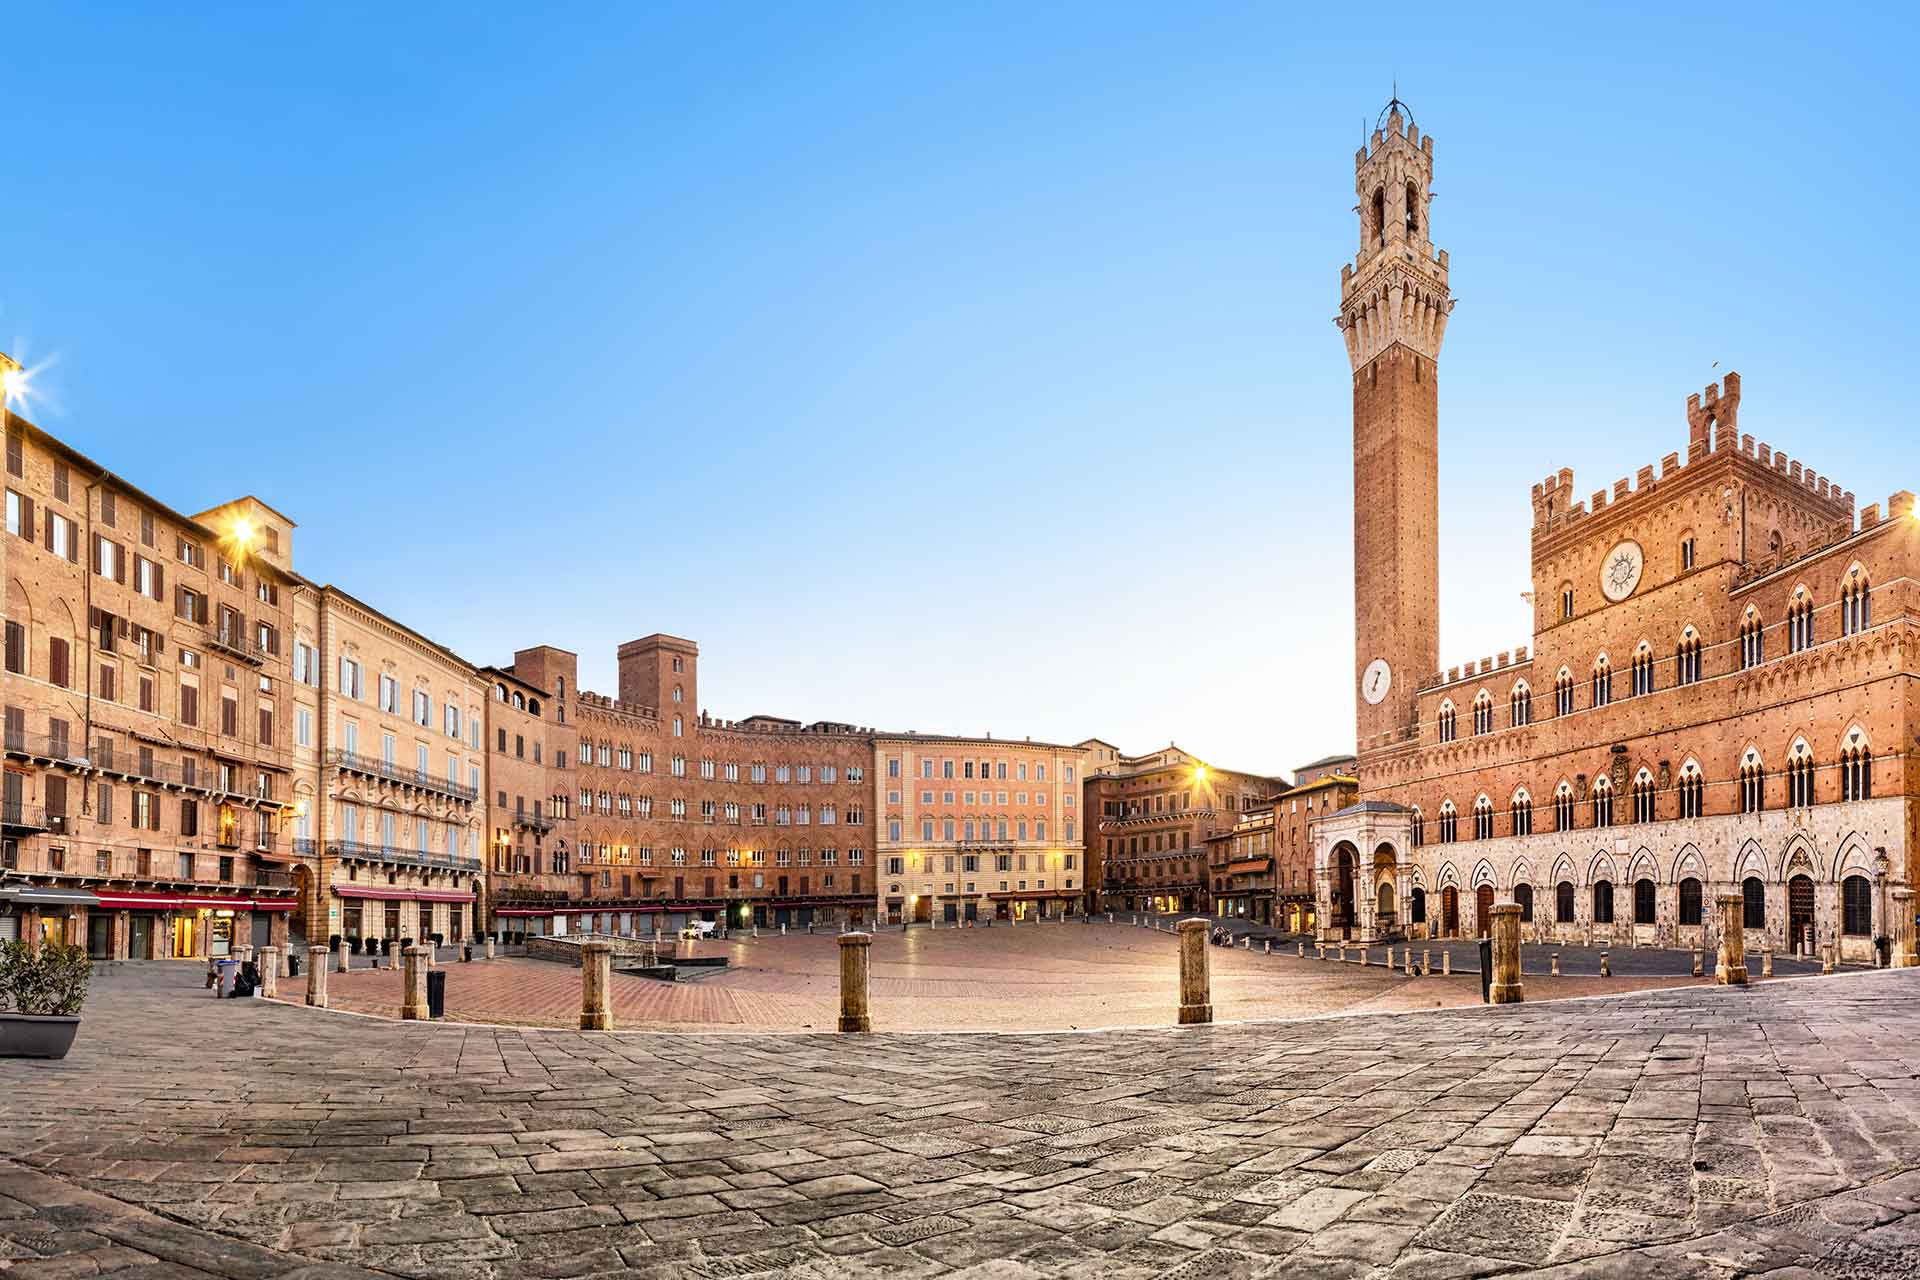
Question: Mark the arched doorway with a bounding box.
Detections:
[1788,875,1815,953]
[1333,844,1357,940]
[1440,886,1460,937]
[1475,884,1494,938]
[1377,880,1396,930]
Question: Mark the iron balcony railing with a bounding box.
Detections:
[326,839,483,874]
[1,802,52,834]
[326,749,479,802]
[512,812,555,834]
[293,837,317,856]
[207,626,268,666]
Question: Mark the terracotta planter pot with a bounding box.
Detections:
[0,1013,81,1059]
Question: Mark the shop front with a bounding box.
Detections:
[88,890,294,960]
[0,885,101,949]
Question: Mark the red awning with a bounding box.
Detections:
[95,892,182,909]
[493,908,566,917]
[251,899,295,911]
[333,885,414,901]
[415,890,476,904]
[93,891,293,911]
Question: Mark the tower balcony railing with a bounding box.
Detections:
[326,750,479,802]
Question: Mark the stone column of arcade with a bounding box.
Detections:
[1716,894,1748,985]
[1177,917,1212,1025]
[1489,902,1524,1004]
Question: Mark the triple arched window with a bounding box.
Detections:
[1740,748,1766,813]
[1553,782,1575,832]
[1740,610,1765,669]
[1675,627,1702,685]
[1510,789,1533,837]
[1437,701,1457,743]
[1841,737,1873,802]
[1591,776,1614,828]
[1678,760,1705,819]
[1472,692,1493,736]
[1631,769,1657,824]
[1591,656,1612,708]
[1437,800,1458,844]
[1510,682,1532,727]
[1472,795,1494,840]
[1786,590,1815,654]
[1786,740,1815,808]
[1841,571,1872,636]
[1555,669,1575,717]
[1630,643,1655,697]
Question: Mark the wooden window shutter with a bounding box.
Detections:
[116,542,129,584]
[149,792,161,831]
[43,511,52,552]
[49,637,68,688]
[18,495,31,541]
[154,562,164,598]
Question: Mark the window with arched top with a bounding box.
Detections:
[1631,642,1655,697]
[1437,701,1457,743]
[1632,769,1657,824]
[1555,669,1575,717]
[1510,789,1533,837]
[1437,800,1458,844]
[1679,877,1703,926]
[1553,782,1575,833]
[1515,883,1534,922]
[1410,805,1425,848]
[1676,626,1703,686]
[1740,748,1766,814]
[1786,739,1815,808]
[1843,875,1873,936]
[495,683,507,701]
[1473,691,1493,736]
[1841,569,1872,636]
[1404,181,1419,237]
[1555,881,1575,923]
[511,691,524,710]
[1510,681,1532,726]
[1591,656,1612,708]
[1679,531,1697,571]
[1472,795,1494,840]
[1592,879,1614,924]
[1841,731,1873,802]
[1678,760,1704,819]
[1743,877,1765,929]
[1634,878,1656,925]
[1786,590,1815,654]
[1591,776,1614,828]
[1372,187,1386,247]
[1740,608,1765,669]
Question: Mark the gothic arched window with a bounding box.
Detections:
[1679,877,1703,926]
[1404,181,1419,237]
[1786,739,1815,808]
[1591,656,1612,708]
[1437,701,1457,743]
[1473,795,1494,840]
[1676,627,1703,685]
[1510,681,1532,726]
[1740,748,1766,814]
[1841,734,1873,802]
[1787,590,1815,654]
[1372,187,1386,247]
[1591,776,1614,828]
[1842,571,1872,636]
[1632,769,1657,824]
[1740,609,1765,669]
[1473,691,1493,736]
[1678,760,1705,819]
[1510,789,1533,837]
[1553,782,1575,833]
[1631,643,1655,697]
[1437,800,1457,844]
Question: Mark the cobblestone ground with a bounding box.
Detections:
[316,925,1711,1031]
[6,962,1920,1278]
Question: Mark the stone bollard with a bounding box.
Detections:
[1822,945,1835,975]
[838,932,873,1032]
[1242,936,1251,951]
[386,946,400,971]
[1264,940,1271,955]
[1316,944,1325,960]
[1550,953,1561,976]
[1108,912,1114,924]
[239,945,254,966]
[1489,902,1524,1004]
[1422,948,1431,975]
[257,947,279,998]
[306,945,330,1008]
[484,938,496,960]
[780,923,787,936]
[336,940,351,974]
[1716,895,1748,985]
[1762,948,1773,978]
[1338,944,1347,963]
[280,948,293,977]
[1177,919,1212,1025]
[580,940,613,1030]
[1404,949,1414,977]
[1692,950,1704,977]
[1297,941,1305,957]
[1442,950,1451,976]
[1599,951,1610,977]
[400,945,428,1020]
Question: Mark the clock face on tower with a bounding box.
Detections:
[1600,540,1645,603]
[1361,658,1392,705]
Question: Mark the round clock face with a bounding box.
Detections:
[1600,540,1645,603]
[1361,658,1392,705]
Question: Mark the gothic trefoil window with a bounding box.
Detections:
[1740,748,1766,814]
[1437,701,1457,743]
[1631,644,1654,697]
[1510,682,1532,727]
[1740,610,1765,669]
[1678,761,1705,819]
[1591,657,1612,708]
[1553,782,1575,832]
[1472,692,1493,736]
[1510,790,1532,837]
[1632,769,1656,824]
[1841,571,1872,636]
[1786,590,1814,654]
[1786,740,1815,809]
[1676,627,1702,685]
[1591,777,1614,828]
[1473,796,1493,840]
[1840,731,1873,802]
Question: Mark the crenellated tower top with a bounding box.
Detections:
[1335,100,1454,372]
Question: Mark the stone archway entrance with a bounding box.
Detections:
[1475,884,1495,938]
[1789,875,1816,954]
[1376,880,1395,931]
[1441,886,1460,937]
[1333,844,1357,940]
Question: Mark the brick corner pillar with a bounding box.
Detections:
[837,931,872,1033]
[1177,917,1212,1025]
[258,947,279,998]
[580,940,613,1031]
[1489,902,1524,1004]
[400,945,429,1020]
[1893,888,1917,968]
[1716,894,1748,985]
[305,945,330,1008]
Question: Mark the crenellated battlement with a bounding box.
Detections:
[1531,372,1854,537]
[1420,645,1533,694]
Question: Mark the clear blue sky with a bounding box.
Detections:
[9,3,1917,779]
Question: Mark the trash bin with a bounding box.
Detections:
[426,970,447,1019]
[287,951,301,977]
[215,958,241,998]
[1477,939,1492,1004]
[462,944,473,963]
[1875,936,1891,969]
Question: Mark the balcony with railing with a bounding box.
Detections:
[326,839,483,874]
[326,750,479,802]
[512,811,555,834]
[207,625,267,666]
[1,802,52,835]
[3,730,87,767]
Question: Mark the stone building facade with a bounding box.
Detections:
[1088,745,1282,914]
[876,733,1086,924]
[292,584,488,949]
[3,407,299,957]
[1272,767,1357,932]
[1316,102,1920,966]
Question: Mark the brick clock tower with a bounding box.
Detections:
[1337,99,1452,762]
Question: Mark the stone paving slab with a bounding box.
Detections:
[6,961,1920,1277]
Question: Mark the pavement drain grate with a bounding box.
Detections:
[694,1245,823,1278]
[1364,1149,1423,1174]
[1082,1176,1181,1209]
[870,1214,968,1247]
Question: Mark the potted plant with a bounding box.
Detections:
[0,940,90,1059]
[349,936,363,955]
[328,933,342,951]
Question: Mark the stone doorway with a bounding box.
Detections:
[1441,886,1460,937]
[1789,875,1816,954]
[1475,885,1494,938]
[1333,844,1357,940]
